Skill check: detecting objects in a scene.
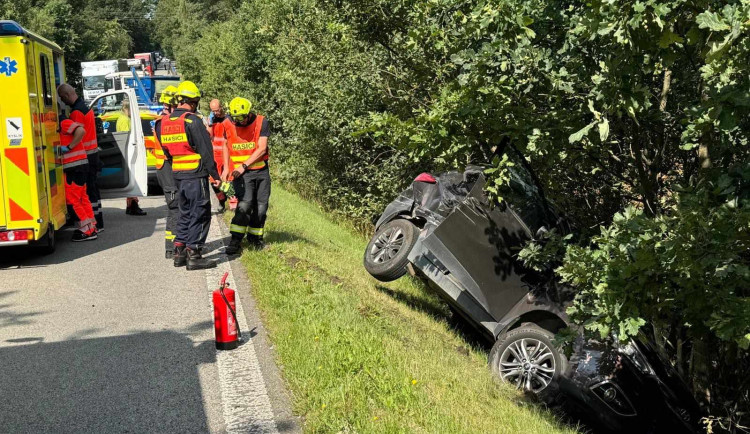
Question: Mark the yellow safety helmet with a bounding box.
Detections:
[175,80,201,102]
[159,85,178,104]
[228,97,252,118]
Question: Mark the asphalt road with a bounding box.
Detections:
[0,196,298,434]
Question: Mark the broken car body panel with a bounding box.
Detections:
[371,167,701,432]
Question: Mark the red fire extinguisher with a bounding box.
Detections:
[213,272,241,350]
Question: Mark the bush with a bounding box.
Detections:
[157,0,750,429]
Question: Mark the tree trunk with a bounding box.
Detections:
[659,69,672,113]
[699,143,712,169]
[690,337,712,407]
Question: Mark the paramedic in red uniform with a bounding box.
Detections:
[58,83,104,230]
[59,117,97,241]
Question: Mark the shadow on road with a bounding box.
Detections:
[0,290,44,329]
[0,204,164,269]
[0,329,216,433]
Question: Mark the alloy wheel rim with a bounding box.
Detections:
[499,338,556,393]
[370,227,404,263]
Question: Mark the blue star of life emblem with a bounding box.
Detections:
[0,57,18,77]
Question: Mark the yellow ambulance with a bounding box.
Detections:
[0,21,147,253]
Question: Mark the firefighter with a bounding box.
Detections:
[59,117,98,241]
[224,97,271,255]
[153,85,179,258]
[208,99,229,212]
[154,81,221,270]
[58,84,104,230]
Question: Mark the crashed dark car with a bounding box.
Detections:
[363,163,701,432]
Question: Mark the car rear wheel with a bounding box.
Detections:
[364,219,418,282]
[489,325,566,402]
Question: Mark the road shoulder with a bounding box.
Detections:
[210,200,302,434]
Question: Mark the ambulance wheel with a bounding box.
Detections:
[34,226,56,255]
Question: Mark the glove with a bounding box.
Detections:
[60,146,70,154]
[219,181,235,198]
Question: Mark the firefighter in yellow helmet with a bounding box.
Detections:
[152,84,179,258]
[154,81,221,270]
[224,97,271,255]
[160,85,178,115]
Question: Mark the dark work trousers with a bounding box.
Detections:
[229,167,271,240]
[175,177,211,251]
[156,165,179,253]
[86,153,103,229]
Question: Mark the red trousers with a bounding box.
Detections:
[65,171,97,235]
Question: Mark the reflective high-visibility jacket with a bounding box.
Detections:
[226,115,267,171]
[159,113,201,172]
[210,119,227,172]
[69,99,99,157]
[59,119,88,170]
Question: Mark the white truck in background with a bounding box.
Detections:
[81,60,122,103]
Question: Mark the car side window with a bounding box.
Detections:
[39,54,53,107]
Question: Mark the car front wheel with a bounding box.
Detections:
[363,219,419,282]
[489,325,567,402]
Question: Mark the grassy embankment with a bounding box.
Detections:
[233,185,578,433]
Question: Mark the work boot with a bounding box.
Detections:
[225,238,243,256]
[72,230,98,242]
[126,203,147,216]
[247,235,266,251]
[186,248,217,270]
[173,245,187,267]
[95,214,104,231]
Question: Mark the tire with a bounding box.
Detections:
[489,324,567,404]
[33,225,56,255]
[363,219,419,282]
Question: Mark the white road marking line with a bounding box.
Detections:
[204,213,279,434]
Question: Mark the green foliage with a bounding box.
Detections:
[156,0,750,429]
[2,0,158,86]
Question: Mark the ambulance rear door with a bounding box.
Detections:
[89,88,147,198]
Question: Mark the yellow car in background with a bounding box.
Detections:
[99,110,161,190]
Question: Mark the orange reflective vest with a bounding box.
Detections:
[153,118,167,170]
[83,110,98,155]
[160,113,201,172]
[226,115,267,171]
[210,120,227,171]
[70,108,98,155]
[59,119,88,170]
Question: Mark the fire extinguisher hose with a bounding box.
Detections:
[219,273,242,341]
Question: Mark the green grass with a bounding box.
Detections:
[232,185,579,433]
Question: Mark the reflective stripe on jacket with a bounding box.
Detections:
[160,113,201,172]
[82,110,98,154]
[226,115,267,171]
[60,119,89,170]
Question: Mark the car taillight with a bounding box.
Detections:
[0,230,33,242]
[414,173,436,184]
